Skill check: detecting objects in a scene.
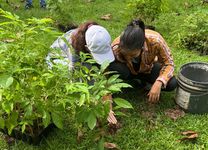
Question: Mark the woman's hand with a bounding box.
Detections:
[103,94,117,124]
[147,80,162,103]
[107,110,117,124]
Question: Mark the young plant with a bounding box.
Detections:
[0,9,68,137]
[65,53,133,130]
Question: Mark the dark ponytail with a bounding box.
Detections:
[128,19,145,32]
[120,19,145,51]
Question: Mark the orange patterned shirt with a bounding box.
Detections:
[111,29,175,87]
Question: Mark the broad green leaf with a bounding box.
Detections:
[114,111,128,117]
[79,94,85,106]
[114,98,133,109]
[94,105,105,118]
[25,104,33,117]
[107,74,120,84]
[52,112,63,129]
[6,111,18,135]
[5,77,13,88]
[108,83,132,92]
[97,80,107,87]
[100,61,110,73]
[43,111,51,128]
[87,112,97,130]
[115,83,132,88]
[107,86,121,92]
[7,124,15,135]
[0,74,13,88]
[42,73,54,78]
[2,101,14,114]
[0,117,5,129]
[21,122,28,133]
[76,84,88,92]
[114,106,122,110]
[76,108,89,123]
[13,68,38,74]
[85,59,97,64]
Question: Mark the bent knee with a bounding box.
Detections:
[165,77,178,91]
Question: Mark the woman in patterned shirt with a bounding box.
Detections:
[109,19,177,103]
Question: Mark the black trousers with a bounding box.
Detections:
[108,61,178,91]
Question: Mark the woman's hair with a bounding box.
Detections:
[120,19,145,51]
[71,21,98,54]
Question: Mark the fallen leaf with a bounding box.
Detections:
[181,130,197,136]
[164,107,185,121]
[100,14,112,20]
[104,142,118,149]
[187,133,198,138]
[177,130,198,142]
[2,39,15,43]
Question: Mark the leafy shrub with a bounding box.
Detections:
[154,1,208,55]
[47,0,76,32]
[0,9,69,135]
[127,0,169,23]
[178,10,208,55]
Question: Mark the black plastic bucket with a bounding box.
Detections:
[175,62,208,114]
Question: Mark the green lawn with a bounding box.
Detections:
[1,0,208,149]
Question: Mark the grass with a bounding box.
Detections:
[1,0,208,149]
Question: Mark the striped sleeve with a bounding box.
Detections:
[156,34,175,87]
